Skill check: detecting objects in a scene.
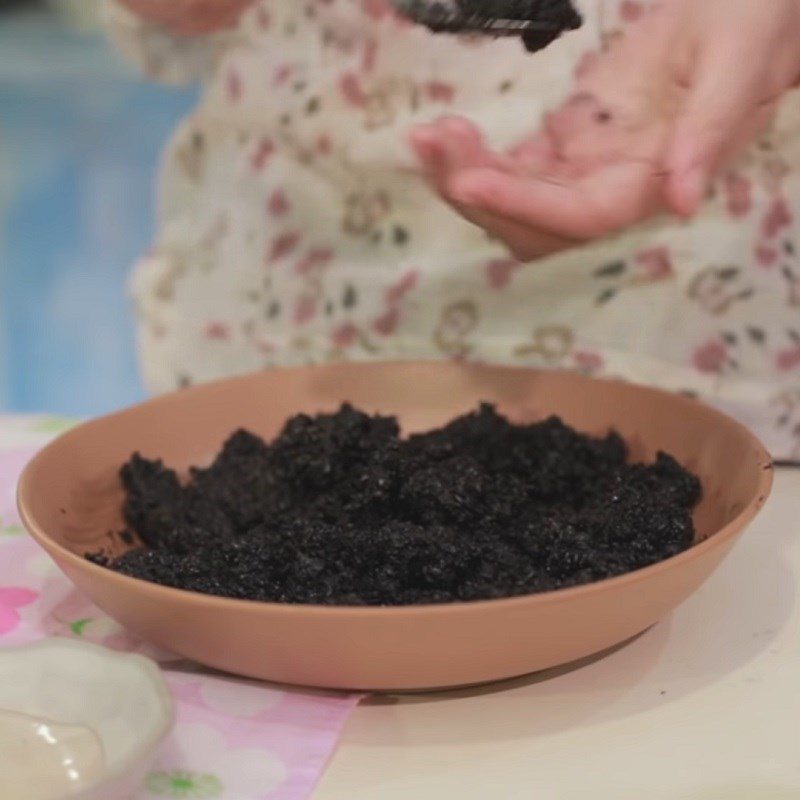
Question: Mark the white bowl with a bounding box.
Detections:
[0,638,174,799]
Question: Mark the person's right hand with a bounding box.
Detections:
[116,0,257,36]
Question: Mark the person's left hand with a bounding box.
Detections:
[117,0,257,36]
[411,0,800,261]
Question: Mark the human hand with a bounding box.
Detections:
[116,0,257,36]
[411,0,800,261]
[661,0,800,215]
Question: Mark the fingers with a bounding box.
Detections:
[664,34,766,216]
[409,126,448,190]
[447,160,662,240]
[409,51,666,250]
[454,203,577,261]
[722,99,779,162]
[410,119,478,193]
[448,169,593,238]
[411,123,589,258]
[507,132,558,174]
[410,117,513,194]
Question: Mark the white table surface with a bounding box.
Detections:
[315,470,800,800]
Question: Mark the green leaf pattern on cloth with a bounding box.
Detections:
[69,617,93,636]
[146,770,224,798]
[31,416,77,434]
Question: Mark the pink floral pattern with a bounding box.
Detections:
[693,340,731,375]
[110,0,800,459]
[0,587,37,636]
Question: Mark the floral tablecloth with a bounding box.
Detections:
[0,415,360,800]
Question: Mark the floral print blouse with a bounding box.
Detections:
[107,0,800,459]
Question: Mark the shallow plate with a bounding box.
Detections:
[18,363,773,691]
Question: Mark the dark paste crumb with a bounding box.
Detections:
[403,1,582,53]
[98,404,701,606]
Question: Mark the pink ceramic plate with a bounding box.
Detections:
[18,363,773,690]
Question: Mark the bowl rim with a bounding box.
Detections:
[17,363,775,617]
[0,637,174,796]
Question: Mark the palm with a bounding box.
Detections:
[409,4,678,261]
[411,116,664,261]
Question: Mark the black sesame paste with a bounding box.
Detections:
[99,404,701,606]
[399,1,583,52]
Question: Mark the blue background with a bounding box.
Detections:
[0,9,197,415]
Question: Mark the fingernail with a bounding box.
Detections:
[450,186,483,208]
[447,175,478,207]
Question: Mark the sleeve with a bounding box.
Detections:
[103,0,229,85]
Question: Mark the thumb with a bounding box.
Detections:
[665,40,763,217]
